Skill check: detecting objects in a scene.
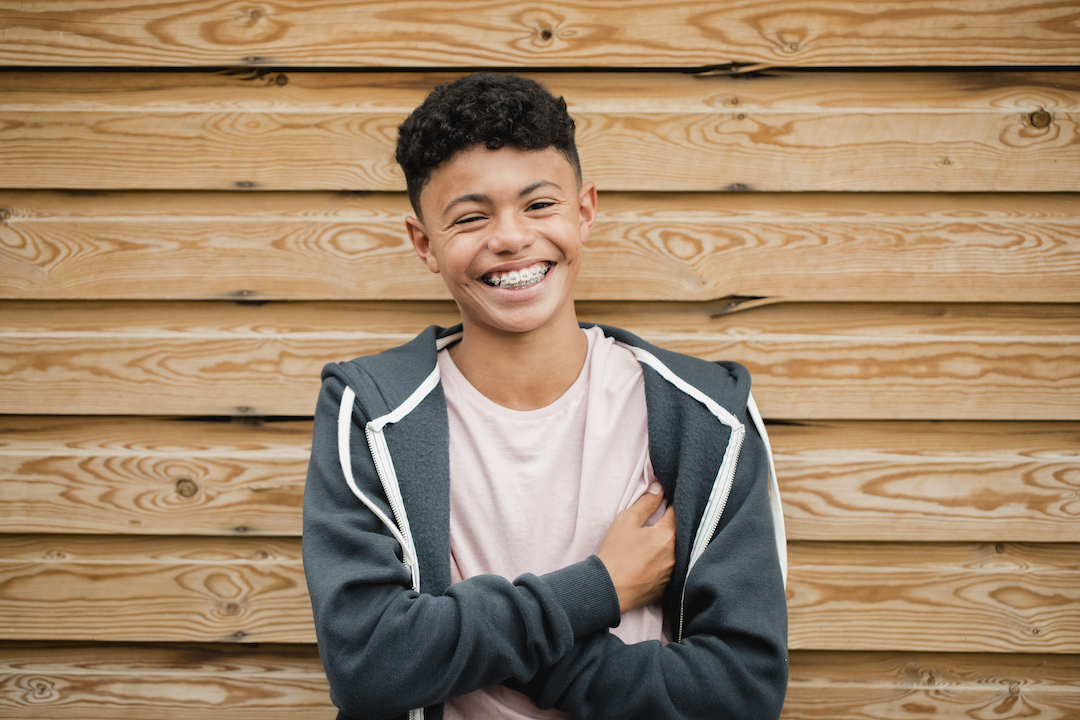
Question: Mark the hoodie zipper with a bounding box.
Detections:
[676,422,746,642]
[616,341,750,644]
[364,424,420,589]
[340,362,444,720]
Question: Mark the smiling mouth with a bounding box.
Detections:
[482,261,551,289]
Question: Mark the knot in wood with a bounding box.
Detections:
[275,73,288,86]
[1009,683,1020,695]
[1029,109,1051,129]
[0,208,10,222]
[249,8,264,20]
[175,477,199,498]
[31,678,55,698]
[995,543,1005,553]
[539,28,553,41]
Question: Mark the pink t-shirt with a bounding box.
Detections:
[440,326,665,720]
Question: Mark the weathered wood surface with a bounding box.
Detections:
[2,71,1076,192]
[4,190,1079,303]
[2,301,1077,420]
[1,644,1077,719]
[785,542,1080,653]
[785,651,1080,719]
[1,536,1076,652]
[771,422,1080,543]
[0,642,334,719]
[0,536,311,644]
[0,417,311,536]
[1,1,1078,68]
[3,417,1078,542]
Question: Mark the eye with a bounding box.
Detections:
[527,201,555,211]
[453,214,484,226]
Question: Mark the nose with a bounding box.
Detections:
[487,212,534,254]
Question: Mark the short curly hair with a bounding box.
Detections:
[396,73,581,217]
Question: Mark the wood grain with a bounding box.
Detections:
[1,536,1076,652]
[0,417,310,536]
[1,71,1076,192]
[772,422,1080,543]
[785,651,1080,719]
[0,535,312,644]
[0,1,1077,68]
[2,300,1076,420]
[0,642,333,719]
[4,190,1079,302]
[0,644,1077,719]
[3,417,1078,542]
[785,542,1080,653]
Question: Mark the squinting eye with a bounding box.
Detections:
[454,215,483,225]
[528,201,555,211]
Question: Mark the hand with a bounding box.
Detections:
[597,483,677,613]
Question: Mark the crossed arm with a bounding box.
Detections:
[303,376,786,719]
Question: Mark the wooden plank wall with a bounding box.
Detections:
[1,2,1078,717]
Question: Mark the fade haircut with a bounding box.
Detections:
[395,73,581,218]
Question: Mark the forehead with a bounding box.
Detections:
[419,145,578,216]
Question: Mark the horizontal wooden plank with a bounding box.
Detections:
[0,417,311,536]
[1,644,1077,719]
[1,300,1077,421]
[1,1,1077,68]
[1,71,1077,192]
[785,651,1080,719]
[772,422,1080,543]
[0,535,311,644]
[786,542,1080,653]
[4,190,1079,303]
[0,642,334,719]
[3,417,1078,542]
[0,536,1076,652]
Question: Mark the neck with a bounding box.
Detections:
[448,315,588,411]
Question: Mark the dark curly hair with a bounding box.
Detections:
[396,73,581,217]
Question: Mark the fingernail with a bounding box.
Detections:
[647,482,662,495]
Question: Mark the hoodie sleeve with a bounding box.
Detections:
[505,407,788,719]
[302,373,622,720]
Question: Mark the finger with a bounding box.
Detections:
[628,482,664,521]
[654,506,677,542]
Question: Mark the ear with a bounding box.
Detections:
[405,216,440,273]
[577,181,598,243]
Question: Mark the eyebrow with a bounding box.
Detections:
[441,181,563,217]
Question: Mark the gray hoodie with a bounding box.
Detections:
[303,323,788,720]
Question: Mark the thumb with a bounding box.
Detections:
[628,482,665,523]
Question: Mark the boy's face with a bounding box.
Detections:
[406,145,597,339]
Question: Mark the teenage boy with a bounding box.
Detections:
[303,73,788,720]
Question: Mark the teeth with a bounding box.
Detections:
[484,263,550,289]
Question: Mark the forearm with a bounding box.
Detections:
[512,420,788,719]
[511,614,787,720]
[308,552,619,719]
